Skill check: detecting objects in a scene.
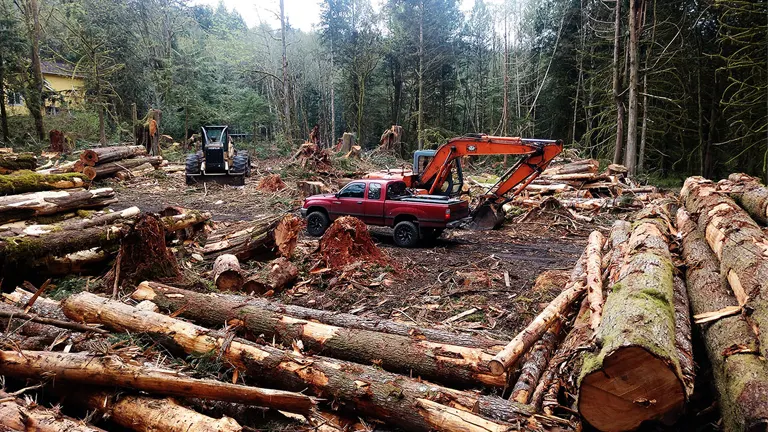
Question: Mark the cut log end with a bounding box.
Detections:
[579,346,685,432]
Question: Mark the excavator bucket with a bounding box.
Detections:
[468,202,506,230]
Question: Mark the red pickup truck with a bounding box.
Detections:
[300,179,470,247]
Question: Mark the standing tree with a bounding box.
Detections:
[15,0,45,141]
[0,4,26,142]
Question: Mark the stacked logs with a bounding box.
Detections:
[77,145,163,180]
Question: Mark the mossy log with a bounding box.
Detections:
[0,223,127,276]
[61,388,242,432]
[0,350,313,414]
[489,243,591,375]
[677,208,768,431]
[81,145,147,166]
[213,254,243,291]
[721,173,768,224]
[578,204,689,432]
[0,390,105,432]
[132,281,506,388]
[63,292,539,432]
[0,188,117,224]
[0,153,37,174]
[82,156,163,180]
[681,177,768,358]
[0,171,87,195]
[200,215,282,261]
[510,319,563,404]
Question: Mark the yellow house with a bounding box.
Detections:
[6,60,85,115]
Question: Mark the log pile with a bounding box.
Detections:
[71,144,162,181]
[0,152,37,174]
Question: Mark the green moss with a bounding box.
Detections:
[0,153,37,171]
[0,171,87,194]
[48,276,89,300]
[76,209,96,218]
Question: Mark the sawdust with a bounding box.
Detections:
[319,216,388,270]
[257,174,287,192]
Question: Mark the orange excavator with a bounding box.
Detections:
[365,134,563,229]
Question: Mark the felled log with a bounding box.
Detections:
[133,282,505,388]
[677,208,768,431]
[267,257,298,291]
[722,173,768,224]
[510,319,563,404]
[604,220,632,284]
[115,163,156,181]
[69,389,242,432]
[0,390,105,432]
[36,159,78,175]
[200,215,282,261]
[0,303,86,351]
[213,254,244,291]
[160,210,211,232]
[81,145,148,166]
[64,292,536,431]
[0,188,117,224]
[0,350,313,414]
[489,246,590,375]
[35,248,111,276]
[516,197,642,212]
[0,171,87,195]
[0,153,37,174]
[0,224,126,275]
[82,156,163,180]
[542,159,599,176]
[585,231,606,330]
[546,173,604,182]
[104,213,180,289]
[578,203,689,431]
[681,177,768,358]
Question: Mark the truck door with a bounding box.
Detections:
[332,181,366,220]
[363,182,385,225]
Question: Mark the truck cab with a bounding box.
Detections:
[301,179,470,247]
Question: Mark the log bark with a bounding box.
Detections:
[0,390,105,432]
[213,254,244,291]
[585,231,606,330]
[542,159,599,176]
[677,207,768,431]
[267,257,297,291]
[604,220,632,284]
[115,163,155,181]
[681,177,768,358]
[722,173,768,224]
[132,281,506,388]
[82,156,163,180]
[0,153,37,174]
[0,188,117,224]
[131,284,503,350]
[60,206,141,231]
[510,319,563,404]
[81,145,147,166]
[0,224,126,275]
[0,171,87,195]
[34,248,110,276]
[63,292,537,432]
[68,389,242,432]
[489,249,588,375]
[578,203,687,432]
[160,210,210,232]
[0,350,313,414]
[200,215,282,261]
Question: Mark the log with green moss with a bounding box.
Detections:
[720,173,768,224]
[0,188,117,224]
[578,202,689,432]
[62,292,542,432]
[132,281,506,388]
[0,171,87,195]
[677,208,768,432]
[681,176,768,358]
[0,153,37,174]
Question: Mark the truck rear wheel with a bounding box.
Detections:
[306,211,330,237]
[393,221,419,247]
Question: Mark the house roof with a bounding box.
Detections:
[40,61,84,78]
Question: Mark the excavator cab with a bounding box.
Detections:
[413,150,464,197]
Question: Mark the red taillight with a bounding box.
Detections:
[445,208,451,220]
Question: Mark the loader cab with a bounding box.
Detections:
[413,150,464,197]
[201,126,230,172]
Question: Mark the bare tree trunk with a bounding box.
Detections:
[0,51,8,142]
[638,1,654,174]
[330,38,336,147]
[27,0,45,142]
[612,0,624,165]
[98,106,107,145]
[280,0,291,144]
[417,0,424,149]
[624,0,644,175]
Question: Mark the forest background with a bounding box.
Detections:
[0,0,766,182]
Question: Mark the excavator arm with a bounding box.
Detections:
[414,134,563,229]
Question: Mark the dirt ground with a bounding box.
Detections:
[103,163,610,343]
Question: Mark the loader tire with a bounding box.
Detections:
[232,152,249,175]
[185,153,201,185]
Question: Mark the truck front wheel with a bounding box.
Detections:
[393,221,419,247]
[306,211,330,237]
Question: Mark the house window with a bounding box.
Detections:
[7,92,23,106]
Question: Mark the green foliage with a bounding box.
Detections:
[48,276,89,300]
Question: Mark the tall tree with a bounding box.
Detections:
[624,0,644,175]
[16,0,45,141]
